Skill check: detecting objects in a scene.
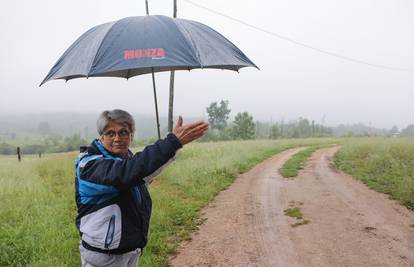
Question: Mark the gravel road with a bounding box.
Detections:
[168,147,414,267]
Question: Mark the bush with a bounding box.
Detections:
[0,142,15,155]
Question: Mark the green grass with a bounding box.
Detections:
[0,138,338,267]
[335,137,414,211]
[284,202,310,227]
[284,207,303,219]
[279,144,337,177]
[0,152,79,267]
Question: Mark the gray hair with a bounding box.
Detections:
[97,109,135,135]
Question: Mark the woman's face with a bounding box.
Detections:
[100,121,132,158]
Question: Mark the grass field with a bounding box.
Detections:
[0,138,339,267]
[335,137,414,211]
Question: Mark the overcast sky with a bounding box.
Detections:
[0,0,413,129]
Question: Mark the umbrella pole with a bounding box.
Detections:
[151,69,161,140]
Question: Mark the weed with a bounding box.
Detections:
[284,207,303,219]
[284,202,311,227]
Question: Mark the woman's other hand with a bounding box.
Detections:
[173,115,209,145]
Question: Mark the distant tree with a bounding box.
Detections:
[270,123,281,139]
[231,112,255,140]
[297,117,311,137]
[400,125,414,137]
[37,121,51,135]
[255,121,271,139]
[206,100,231,131]
[0,142,14,155]
[389,126,399,136]
[63,134,88,151]
[22,145,46,154]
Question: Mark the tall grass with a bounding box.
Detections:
[0,138,337,266]
[335,138,414,211]
[0,153,79,266]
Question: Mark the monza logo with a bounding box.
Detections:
[123,48,165,60]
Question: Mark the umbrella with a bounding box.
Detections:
[40,15,257,138]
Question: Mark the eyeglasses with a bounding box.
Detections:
[102,129,131,139]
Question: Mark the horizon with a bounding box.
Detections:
[0,110,408,130]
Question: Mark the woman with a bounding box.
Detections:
[75,109,208,267]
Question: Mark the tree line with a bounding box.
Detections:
[202,100,331,141]
[0,134,88,155]
[1,102,414,154]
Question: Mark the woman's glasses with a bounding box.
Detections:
[102,129,131,139]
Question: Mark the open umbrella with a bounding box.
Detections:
[40,15,257,138]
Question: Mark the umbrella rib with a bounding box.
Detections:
[174,20,203,68]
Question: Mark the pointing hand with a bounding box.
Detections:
[173,115,209,145]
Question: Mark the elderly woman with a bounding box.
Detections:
[75,109,208,267]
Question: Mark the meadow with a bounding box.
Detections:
[0,138,338,267]
[335,137,414,211]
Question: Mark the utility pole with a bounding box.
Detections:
[168,0,177,132]
[145,0,149,15]
[145,0,161,139]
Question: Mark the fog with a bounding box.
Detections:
[0,0,413,129]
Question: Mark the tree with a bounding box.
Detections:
[0,142,14,155]
[389,126,399,136]
[400,125,414,137]
[297,117,311,137]
[63,134,88,151]
[206,100,231,131]
[270,123,281,139]
[231,112,255,140]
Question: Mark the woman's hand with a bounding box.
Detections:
[173,115,209,145]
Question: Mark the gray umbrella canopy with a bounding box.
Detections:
[41,15,257,139]
[41,15,257,85]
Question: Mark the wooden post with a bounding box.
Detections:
[17,147,21,162]
[168,0,178,132]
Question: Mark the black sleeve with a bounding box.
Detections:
[80,133,182,190]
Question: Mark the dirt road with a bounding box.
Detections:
[168,147,414,267]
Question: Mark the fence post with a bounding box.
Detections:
[17,147,21,162]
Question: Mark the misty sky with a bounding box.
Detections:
[0,0,413,129]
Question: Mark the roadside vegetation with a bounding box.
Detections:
[335,138,414,211]
[279,144,336,177]
[0,138,337,267]
[284,201,310,227]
